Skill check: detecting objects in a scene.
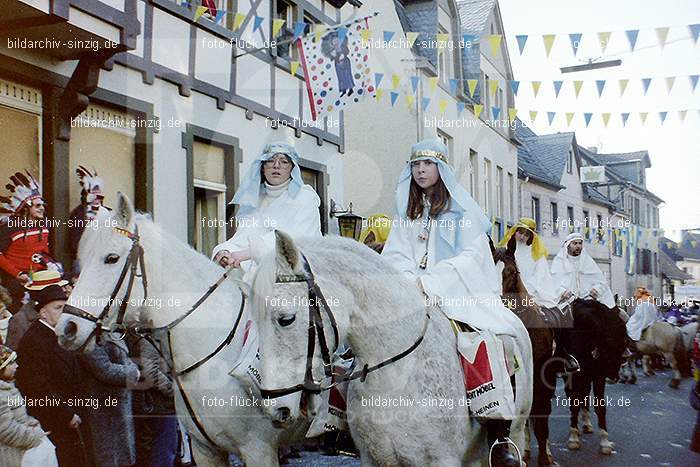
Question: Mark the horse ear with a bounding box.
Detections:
[275,230,304,277]
[115,192,135,230]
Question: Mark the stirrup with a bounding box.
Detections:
[489,437,521,467]
[564,354,581,374]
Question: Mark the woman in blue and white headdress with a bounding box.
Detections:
[212,142,321,272]
[381,139,529,467]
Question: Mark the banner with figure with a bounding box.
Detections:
[298,21,375,121]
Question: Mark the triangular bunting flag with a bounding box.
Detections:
[666,76,675,94]
[467,79,478,97]
[584,112,593,127]
[508,107,518,122]
[474,104,484,118]
[374,73,384,88]
[679,110,687,122]
[487,35,502,57]
[547,111,556,125]
[602,113,611,127]
[406,94,415,107]
[689,75,699,92]
[492,106,501,120]
[489,79,499,96]
[338,26,348,43]
[390,92,399,106]
[439,99,449,114]
[531,81,542,97]
[626,29,639,51]
[596,80,606,97]
[510,80,520,95]
[194,6,208,21]
[384,30,395,43]
[542,34,556,57]
[253,15,264,31]
[290,61,300,75]
[449,78,459,95]
[569,33,582,56]
[566,112,575,126]
[429,77,439,92]
[410,76,420,94]
[621,112,630,126]
[214,10,225,24]
[641,78,652,95]
[406,32,419,48]
[553,80,563,97]
[272,19,286,37]
[375,89,384,102]
[392,74,401,90]
[619,79,629,96]
[659,111,668,124]
[598,32,611,54]
[437,33,449,50]
[462,34,476,46]
[529,110,538,122]
[516,35,528,55]
[655,27,670,49]
[293,20,306,39]
[314,24,327,41]
[689,24,700,44]
[639,112,648,125]
[361,28,372,41]
[573,80,584,98]
[235,13,247,30]
[422,97,431,111]
[457,102,466,114]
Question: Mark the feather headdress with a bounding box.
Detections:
[0,170,42,216]
[76,166,104,200]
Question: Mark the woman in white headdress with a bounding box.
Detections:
[212,142,321,273]
[381,139,527,467]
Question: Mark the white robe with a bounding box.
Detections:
[212,184,322,272]
[513,244,559,308]
[551,249,616,308]
[626,301,659,341]
[381,216,525,337]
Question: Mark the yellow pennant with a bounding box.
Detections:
[656,27,670,49]
[439,99,449,113]
[272,19,286,37]
[437,33,449,50]
[566,112,575,126]
[375,89,384,102]
[290,61,300,76]
[598,32,611,55]
[602,112,611,127]
[315,24,327,41]
[474,104,484,119]
[489,79,499,96]
[194,6,208,21]
[666,76,675,94]
[392,74,401,90]
[679,110,687,122]
[361,29,372,41]
[234,13,246,30]
[487,34,502,57]
[573,80,584,98]
[406,32,420,48]
[428,77,439,92]
[531,81,542,97]
[542,34,556,57]
[619,79,629,96]
[508,107,518,122]
[529,110,538,122]
[406,94,415,107]
[639,112,648,125]
[467,79,478,97]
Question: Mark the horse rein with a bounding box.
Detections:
[63,225,148,352]
[259,252,431,402]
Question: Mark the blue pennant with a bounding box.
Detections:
[422,97,431,111]
[510,80,520,95]
[515,35,528,54]
[690,24,700,44]
[659,111,668,124]
[338,26,348,44]
[456,102,465,114]
[626,29,639,50]
[374,73,384,88]
[547,112,556,125]
[492,106,501,120]
[553,80,563,97]
[584,112,593,126]
[410,76,420,94]
[642,78,652,95]
[621,112,630,126]
[690,74,699,92]
[569,33,582,55]
[293,21,306,40]
[390,92,399,106]
[384,30,395,43]
[596,80,606,97]
[449,78,459,95]
[253,15,264,32]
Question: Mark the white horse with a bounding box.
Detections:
[55,193,309,467]
[249,230,533,466]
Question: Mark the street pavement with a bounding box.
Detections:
[232,368,700,466]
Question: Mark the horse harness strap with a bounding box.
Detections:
[259,253,431,400]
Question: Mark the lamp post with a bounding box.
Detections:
[330,200,363,240]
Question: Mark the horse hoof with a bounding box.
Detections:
[599,445,613,455]
[599,429,613,455]
[669,378,680,389]
[567,428,581,450]
[537,453,558,466]
[583,424,594,434]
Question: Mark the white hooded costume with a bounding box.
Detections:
[211,142,321,273]
[512,244,560,308]
[626,294,660,341]
[551,232,616,309]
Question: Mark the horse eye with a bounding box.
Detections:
[278,315,296,327]
[104,254,120,264]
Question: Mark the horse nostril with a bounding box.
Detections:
[64,321,78,339]
[277,407,291,422]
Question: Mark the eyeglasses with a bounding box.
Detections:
[264,155,292,168]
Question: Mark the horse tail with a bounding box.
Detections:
[674,329,691,378]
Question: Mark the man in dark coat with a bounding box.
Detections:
[15,285,90,466]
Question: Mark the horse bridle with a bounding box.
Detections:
[63,226,148,352]
[259,253,431,402]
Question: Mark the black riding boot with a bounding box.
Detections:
[487,419,519,467]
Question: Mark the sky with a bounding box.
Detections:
[498,0,700,241]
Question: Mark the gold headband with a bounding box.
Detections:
[410,150,449,164]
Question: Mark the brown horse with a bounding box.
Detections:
[492,244,559,467]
